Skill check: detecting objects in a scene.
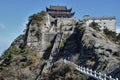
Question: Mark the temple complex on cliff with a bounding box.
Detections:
[46,5,75,18]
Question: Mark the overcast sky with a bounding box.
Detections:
[0,0,120,55]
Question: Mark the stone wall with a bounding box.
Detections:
[42,33,56,50]
[84,15,116,32]
[25,14,80,51]
[85,19,116,32]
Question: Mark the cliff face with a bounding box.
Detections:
[78,26,120,78]
[0,11,120,80]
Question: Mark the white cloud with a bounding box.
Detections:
[10,32,16,35]
[0,23,6,29]
[116,26,120,33]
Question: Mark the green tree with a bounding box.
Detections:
[35,30,42,41]
[29,11,46,21]
[28,11,46,26]
[117,33,120,40]
[0,46,21,69]
[3,46,21,58]
[116,33,120,44]
[89,21,101,31]
[103,28,116,42]
[29,13,42,21]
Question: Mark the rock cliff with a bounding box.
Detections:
[0,11,120,80]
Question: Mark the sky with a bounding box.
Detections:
[0,0,120,55]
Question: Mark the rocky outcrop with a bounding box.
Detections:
[77,26,120,78]
[81,26,120,55]
[11,34,24,48]
[0,11,120,80]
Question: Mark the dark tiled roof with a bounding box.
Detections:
[50,5,67,10]
[90,16,116,20]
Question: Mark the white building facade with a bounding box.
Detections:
[83,15,116,32]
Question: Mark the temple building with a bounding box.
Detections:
[46,5,75,18]
[83,15,116,32]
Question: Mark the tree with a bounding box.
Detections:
[89,21,101,31]
[117,33,120,40]
[103,28,116,42]
[29,11,46,21]
[28,11,46,26]
[29,13,43,21]
[116,33,120,44]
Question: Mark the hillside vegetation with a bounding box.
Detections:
[0,11,120,80]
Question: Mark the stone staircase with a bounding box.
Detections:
[41,32,63,74]
[51,32,63,56]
